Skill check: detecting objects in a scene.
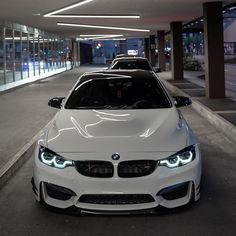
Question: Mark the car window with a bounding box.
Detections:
[65,77,171,110]
[111,60,152,71]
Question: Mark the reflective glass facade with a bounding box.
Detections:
[0,21,73,86]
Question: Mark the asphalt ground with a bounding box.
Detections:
[0,66,235,236]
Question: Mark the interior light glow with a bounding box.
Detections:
[57,22,150,32]
[46,14,140,18]
[44,0,94,17]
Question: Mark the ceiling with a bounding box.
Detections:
[0,0,233,38]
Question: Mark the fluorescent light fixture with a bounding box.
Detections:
[57,22,150,32]
[46,14,140,18]
[80,34,123,37]
[229,6,236,11]
[96,38,127,41]
[80,34,123,40]
[76,36,126,41]
[44,0,94,17]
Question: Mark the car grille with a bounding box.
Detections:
[75,161,114,178]
[79,194,155,205]
[118,160,157,178]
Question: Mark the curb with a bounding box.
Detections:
[0,120,53,190]
[161,78,236,145]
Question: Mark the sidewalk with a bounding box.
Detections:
[159,70,236,144]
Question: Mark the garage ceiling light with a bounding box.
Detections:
[80,34,123,39]
[44,0,140,19]
[57,22,150,32]
[46,14,140,19]
[80,34,123,37]
[97,38,127,41]
[44,0,94,17]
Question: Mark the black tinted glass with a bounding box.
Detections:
[65,77,171,109]
[111,60,152,71]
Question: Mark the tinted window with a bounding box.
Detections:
[65,77,171,109]
[111,60,152,71]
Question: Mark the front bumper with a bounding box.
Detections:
[32,147,201,212]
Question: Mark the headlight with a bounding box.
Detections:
[158,145,196,168]
[39,146,74,169]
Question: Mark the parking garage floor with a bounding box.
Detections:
[0,66,235,235]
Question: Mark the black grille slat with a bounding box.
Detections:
[118,160,157,178]
[75,161,113,178]
[79,194,155,205]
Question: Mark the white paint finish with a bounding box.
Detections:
[33,70,201,211]
[47,108,188,153]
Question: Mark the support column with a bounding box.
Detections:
[170,22,183,80]
[144,38,150,60]
[149,35,156,67]
[119,40,127,54]
[157,30,166,71]
[203,2,225,98]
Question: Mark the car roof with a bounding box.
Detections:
[115,54,136,58]
[113,57,149,62]
[80,70,157,82]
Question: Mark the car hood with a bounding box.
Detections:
[46,108,188,153]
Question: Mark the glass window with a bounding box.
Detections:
[39,35,45,74]
[65,76,171,109]
[34,35,40,76]
[22,32,29,79]
[54,38,59,69]
[5,28,14,83]
[43,36,49,73]
[47,37,53,71]
[29,33,35,77]
[14,30,22,81]
[60,39,66,68]
[0,27,4,85]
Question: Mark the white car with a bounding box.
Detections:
[110,57,161,73]
[32,70,201,213]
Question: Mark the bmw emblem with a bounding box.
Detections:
[111,153,120,161]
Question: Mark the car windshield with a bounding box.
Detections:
[65,77,171,109]
[111,60,152,71]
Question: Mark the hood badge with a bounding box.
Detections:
[111,153,120,161]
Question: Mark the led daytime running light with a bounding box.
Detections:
[159,146,195,168]
[39,147,73,169]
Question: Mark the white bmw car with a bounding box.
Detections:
[32,70,201,213]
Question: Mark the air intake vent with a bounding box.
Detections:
[79,194,155,205]
[118,160,157,178]
[75,161,114,178]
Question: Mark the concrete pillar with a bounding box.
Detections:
[203,2,225,98]
[119,40,127,54]
[144,38,150,60]
[149,35,156,67]
[157,30,166,71]
[170,22,183,80]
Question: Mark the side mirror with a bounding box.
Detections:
[173,96,192,108]
[48,97,65,109]
[154,67,162,73]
